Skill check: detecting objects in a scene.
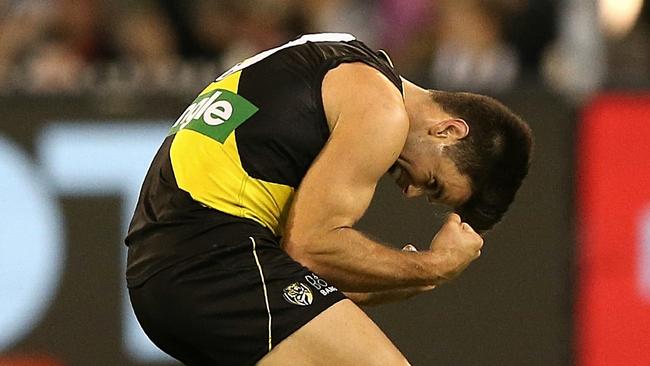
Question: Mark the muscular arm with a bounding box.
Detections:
[344,286,435,306]
[282,63,444,292]
[344,245,436,306]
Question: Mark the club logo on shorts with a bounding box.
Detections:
[282,282,313,306]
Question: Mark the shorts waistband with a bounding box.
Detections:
[126,211,279,287]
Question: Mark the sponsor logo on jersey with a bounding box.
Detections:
[282,282,314,306]
[304,273,338,296]
[169,89,258,143]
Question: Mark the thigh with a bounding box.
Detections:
[258,299,411,366]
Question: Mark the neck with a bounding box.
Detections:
[401,79,450,132]
[401,78,431,121]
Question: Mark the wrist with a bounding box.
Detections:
[423,250,451,285]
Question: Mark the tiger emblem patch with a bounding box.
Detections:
[282,282,313,306]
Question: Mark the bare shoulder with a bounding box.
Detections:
[284,63,408,244]
[321,62,408,135]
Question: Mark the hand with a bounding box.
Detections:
[428,213,483,282]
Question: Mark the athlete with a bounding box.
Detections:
[126,33,532,365]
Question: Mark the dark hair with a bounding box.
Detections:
[430,90,533,233]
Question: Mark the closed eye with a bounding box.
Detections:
[427,178,444,202]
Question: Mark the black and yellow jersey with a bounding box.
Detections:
[125,33,403,286]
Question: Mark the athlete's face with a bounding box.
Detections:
[395,98,473,208]
[389,144,472,209]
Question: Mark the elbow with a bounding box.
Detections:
[283,237,306,262]
[282,232,329,273]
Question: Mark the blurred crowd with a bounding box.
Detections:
[0,0,648,101]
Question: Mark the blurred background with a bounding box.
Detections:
[1,0,649,365]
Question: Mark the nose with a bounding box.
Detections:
[404,185,423,198]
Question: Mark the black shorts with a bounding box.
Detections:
[128,234,346,366]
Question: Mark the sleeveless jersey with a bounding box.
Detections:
[125,33,403,286]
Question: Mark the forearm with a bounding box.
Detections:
[284,227,443,292]
[345,285,436,306]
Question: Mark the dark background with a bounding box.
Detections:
[0,81,574,366]
[3,0,649,364]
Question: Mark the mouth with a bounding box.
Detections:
[390,160,410,195]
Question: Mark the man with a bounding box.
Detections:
[126,33,532,365]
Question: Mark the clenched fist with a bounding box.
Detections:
[429,213,483,282]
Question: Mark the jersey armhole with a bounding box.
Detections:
[312,55,404,141]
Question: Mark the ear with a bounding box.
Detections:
[430,118,469,140]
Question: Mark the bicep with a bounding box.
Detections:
[284,63,408,244]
